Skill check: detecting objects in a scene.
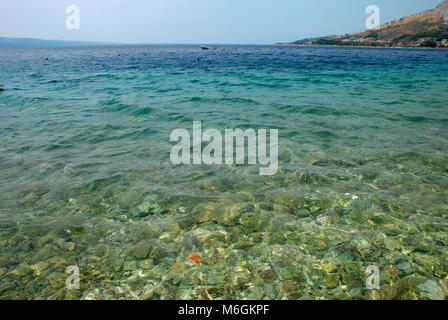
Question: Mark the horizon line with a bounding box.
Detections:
[0,35,275,46]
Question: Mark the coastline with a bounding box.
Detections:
[275,43,448,50]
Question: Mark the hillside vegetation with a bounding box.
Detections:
[289,1,448,48]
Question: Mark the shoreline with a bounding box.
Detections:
[275,43,448,50]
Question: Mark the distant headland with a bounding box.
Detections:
[281,0,448,49]
[0,37,117,47]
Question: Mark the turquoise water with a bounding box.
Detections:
[0,45,447,300]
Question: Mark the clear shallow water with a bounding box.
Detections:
[0,45,447,300]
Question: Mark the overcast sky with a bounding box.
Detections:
[0,0,443,44]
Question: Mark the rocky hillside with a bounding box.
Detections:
[436,0,448,24]
[289,0,448,48]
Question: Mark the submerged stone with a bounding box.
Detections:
[131,242,152,260]
[134,195,162,217]
[417,280,445,300]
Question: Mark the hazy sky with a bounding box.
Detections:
[0,0,443,44]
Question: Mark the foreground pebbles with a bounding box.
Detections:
[0,178,447,300]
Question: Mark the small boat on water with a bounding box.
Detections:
[201,46,217,50]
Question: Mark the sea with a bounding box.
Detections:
[0,45,447,300]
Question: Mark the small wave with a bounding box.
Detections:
[182,96,260,106]
[156,87,183,93]
[301,106,351,116]
[313,130,338,138]
[131,107,154,116]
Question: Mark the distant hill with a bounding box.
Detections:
[287,0,448,48]
[0,36,116,47]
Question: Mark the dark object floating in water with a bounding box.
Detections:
[117,53,121,56]
[201,46,217,51]
[44,57,49,61]
[0,88,4,92]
